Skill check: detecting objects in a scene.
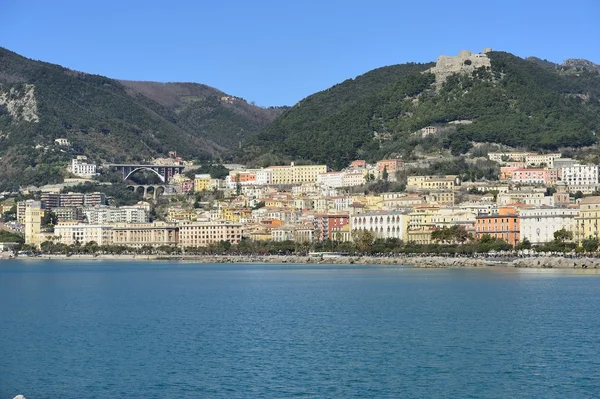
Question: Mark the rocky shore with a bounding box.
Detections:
[12,253,600,269]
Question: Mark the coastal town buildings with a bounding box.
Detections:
[11,150,600,253]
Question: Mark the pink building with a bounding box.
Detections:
[511,168,558,185]
[499,162,526,180]
[376,159,404,174]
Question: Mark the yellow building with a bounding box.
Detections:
[220,207,252,223]
[167,207,198,222]
[574,196,600,245]
[352,195,384,211]
[24,200,42,248]
[425,191,455,205]
[406,206,440,244]
[406,227,435,245]
[267,163,327,185]
[194,174,212,192]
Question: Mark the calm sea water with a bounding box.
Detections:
[1,261,600,398]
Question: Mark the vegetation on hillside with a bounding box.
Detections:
[241,52,600,168]
[0,47,281,187]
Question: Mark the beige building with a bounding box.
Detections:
[24,200,42,248]
[178,221,242,247]
[488,152,530,163]
[525,153,562,168]
[267,163,327,185]
[407,175,459,191]
[112,222,179,248]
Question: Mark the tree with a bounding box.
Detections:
[582,237,599,253]
[353,230,374,253]
[382,166,389,182]
[553,229,573,242]
[42,211,58,227]
[574,191,584,200]
[516,238,532,250]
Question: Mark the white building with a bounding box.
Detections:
[317,172,346,188]
[561,164,598,187]
[519,207,578,245]
[54,223,113,246]
[54,138,70,146]
[350,211,408,240]
[255,169,272,186]
[70,158,97,178]
[83,205,149,225]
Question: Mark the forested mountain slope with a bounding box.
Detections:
[243,51,600,169]
[0,47,280,188]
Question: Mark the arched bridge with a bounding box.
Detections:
[127,184,167,199]
[105,163,185,183]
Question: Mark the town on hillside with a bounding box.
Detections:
[2,149,600,257]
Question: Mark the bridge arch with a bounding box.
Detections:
[124,167,165,183]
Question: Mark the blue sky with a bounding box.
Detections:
[2,0,598,106]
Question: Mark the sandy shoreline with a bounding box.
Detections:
[6,253,600,269]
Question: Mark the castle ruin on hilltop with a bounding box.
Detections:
[427,48,493,86]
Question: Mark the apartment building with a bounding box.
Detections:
[54,223,113,246]
[83,205,149,225]
[574,196,600,244]
[194,174,212,192]
[111,222,179,248]
[267,163,328,185]
[525,153,562,168]
[560,164,598,188]
[376,159,404,174]
[178,221,242,247]
[317,172,346,188]
[342,172,365,187]
[475,208,520,246]
[71,158,97,178]
[519,207,578,245]
[488,152,529,163]
[54,207,83,222]
[511,168,558,185]
[350,211,408,240]
[406,175,459,191]
[313,214,350,241]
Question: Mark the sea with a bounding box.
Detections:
[1,260,600,398]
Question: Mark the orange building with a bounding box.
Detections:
[351,160,367,169]
[230,171,256,183]
[475,207,520,247]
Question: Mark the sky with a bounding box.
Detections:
[1,0,599,106]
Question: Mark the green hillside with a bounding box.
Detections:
[242,51,600,169]
[0,47,280,188]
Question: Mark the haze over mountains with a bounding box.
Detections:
[0,46,599,188]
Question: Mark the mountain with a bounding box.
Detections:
[0,47,282,188]
[243,50,600,169]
